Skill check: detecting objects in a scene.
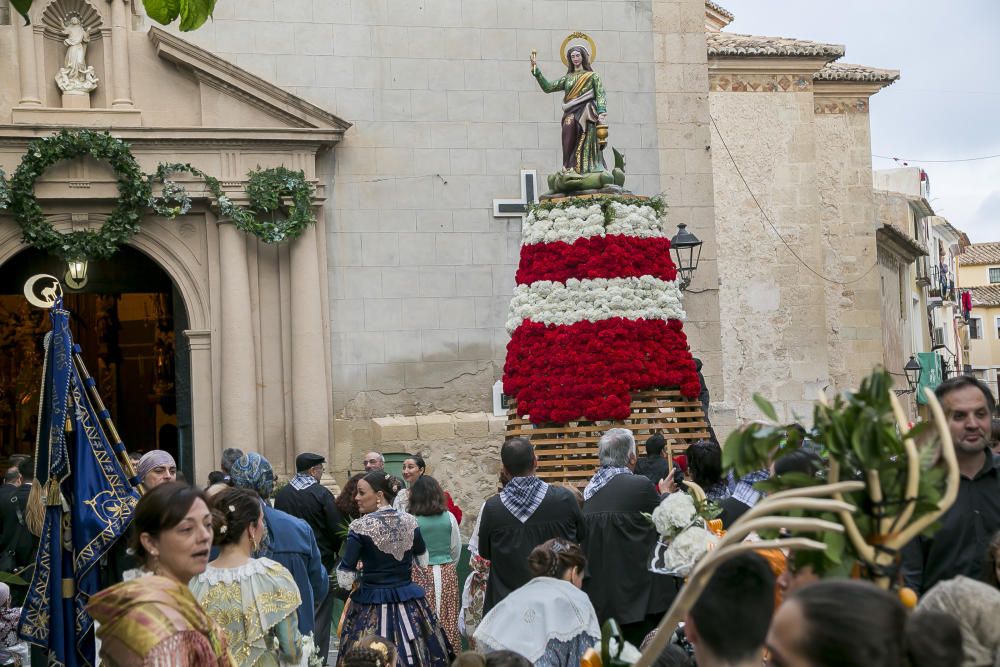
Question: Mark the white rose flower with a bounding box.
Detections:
[662,525,717,577]
[651,491,697,536]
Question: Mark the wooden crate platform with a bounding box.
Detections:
[506,388,710,485]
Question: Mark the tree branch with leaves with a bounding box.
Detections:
[10,0,217,32]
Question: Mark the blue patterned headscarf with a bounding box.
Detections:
[230,452,275,499]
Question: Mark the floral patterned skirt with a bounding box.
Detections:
[411,562,460,651]
[459,555,489,647]
[337,593,453,667]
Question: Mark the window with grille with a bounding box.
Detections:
[989,267,1000,283]
[970,318,982,339]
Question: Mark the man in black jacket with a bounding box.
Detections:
[478,437,586,613]
[634,433,670,486]
[902,376,1000,593]
[582,428,679,645]
[0,458,37,603]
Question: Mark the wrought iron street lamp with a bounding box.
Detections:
[895,355,922,395]
[670,223,702,291]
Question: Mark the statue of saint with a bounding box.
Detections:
[531,36,625,194]
[55,14,99,95]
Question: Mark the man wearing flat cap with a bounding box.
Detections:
[275,452,344,664]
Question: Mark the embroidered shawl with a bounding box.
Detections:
[349,508,418,560]
[189,558,303,667]
[87,575,233,667]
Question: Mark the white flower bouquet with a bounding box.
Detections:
[647,492,719,577]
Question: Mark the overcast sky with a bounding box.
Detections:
[726,0,1000,242]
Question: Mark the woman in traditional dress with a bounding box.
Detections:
[338,471,453,666]
[190,487,306,667]
[473,538,599,667]
[408,476,461,651]
[530,44,608,174]
[394,455,462,524]
[0,584,27,666]
[87,483,232,667]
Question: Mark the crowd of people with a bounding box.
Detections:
[0,374,997,666]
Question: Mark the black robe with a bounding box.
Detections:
[478,484,586,614]
[582,474,680,626]
[275,481,345,571]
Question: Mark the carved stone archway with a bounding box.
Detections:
[0,17,350,482]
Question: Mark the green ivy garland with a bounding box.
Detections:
[9,129,151,261]
[149,163,317,244]
[0,169,10,211]
[0,130,318,262]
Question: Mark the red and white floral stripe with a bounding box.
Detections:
[504,200,701,423]
[521,203,663,246]
[505,276,685,333]
[516,235,677,284]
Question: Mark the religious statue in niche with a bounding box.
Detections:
[55,13,99,95]
[530,32,627,195]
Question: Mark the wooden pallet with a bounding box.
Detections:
[505,388,710,485]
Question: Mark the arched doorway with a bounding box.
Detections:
[0,246,194,481]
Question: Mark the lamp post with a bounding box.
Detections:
[65,258,89,290]
[895,355,922,396]
[670,223,703,291]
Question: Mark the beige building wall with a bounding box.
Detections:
[959,263,1000,369]
[709,86,831,424]
[814,94,882,393]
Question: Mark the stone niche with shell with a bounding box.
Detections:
[39,0,106,107]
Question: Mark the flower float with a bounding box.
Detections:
[503,197,701,423]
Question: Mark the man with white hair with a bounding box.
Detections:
[362,451,384,472]
[582,428,681,645]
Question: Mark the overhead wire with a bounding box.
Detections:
[872,153,1000,164]
[710,116,878,286]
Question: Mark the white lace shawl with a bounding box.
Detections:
[473,577,600,663]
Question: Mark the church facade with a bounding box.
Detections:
[0,0,900,515]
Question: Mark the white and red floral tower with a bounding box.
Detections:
[503,197,702,424]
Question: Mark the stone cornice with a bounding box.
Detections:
[148,27,351,133]
[0,125,343,148]
[813,63,899,98]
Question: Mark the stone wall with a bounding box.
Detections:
[710,89,831,424]
[814,107,883,392]
[332,411,506,538]
[652,0,723,431]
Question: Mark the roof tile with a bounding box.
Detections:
[971,285,1000,307]
[706,32,845,59]
[959,242,1000,266]
[814,62,900,83]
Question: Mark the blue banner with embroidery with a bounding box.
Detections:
[18,300,141,667]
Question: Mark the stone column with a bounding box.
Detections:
[289,223,332,460]
[184,329,215,484]
[15,11,41,105]
[109,0,134,108]
[218,222,259,453]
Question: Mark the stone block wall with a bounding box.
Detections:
[815,108,883,392]
[332,411,506,537]
[652,0,723,431]
[710,90,831,424]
